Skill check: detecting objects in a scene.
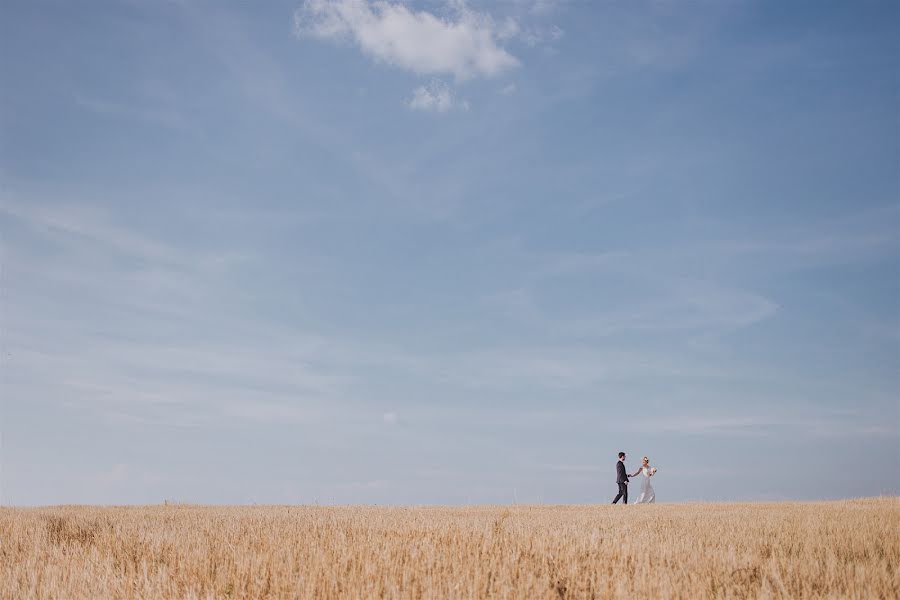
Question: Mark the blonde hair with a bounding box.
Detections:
[642,456,649,464]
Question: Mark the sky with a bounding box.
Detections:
[0,0,898,506]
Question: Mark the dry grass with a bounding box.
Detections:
[1,498,897,599]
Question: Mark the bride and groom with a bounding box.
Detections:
[612,451,656,504]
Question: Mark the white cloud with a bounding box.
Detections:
[500,82,517,95]
[73,93,192,132]
[530,0,562,15]
[515,24,564,48]
[294,0,519,80]
[496,16,521,41]
[520,29,541,48]
[407,79,467,113]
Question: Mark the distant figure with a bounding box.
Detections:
[630,456,657,503]
[612,451,629,504]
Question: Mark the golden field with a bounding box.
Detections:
[1,498,897,599]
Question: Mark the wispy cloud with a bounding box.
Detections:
[426,346,728,391]
[73,93,192,132]
[482,247,780,342]
[407,79,468,113]
[294,0,519,80]
[514,23,564,48]
[634,414,900,439]
[529,0,563,15]
[0,196,355,427]
[0,200,187,266]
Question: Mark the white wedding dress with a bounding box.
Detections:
[635,466,656,504]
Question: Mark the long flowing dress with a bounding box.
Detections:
[635,466,656,504]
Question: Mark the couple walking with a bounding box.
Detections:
[612,451,656,504]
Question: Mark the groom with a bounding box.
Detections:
[612,451,629,504]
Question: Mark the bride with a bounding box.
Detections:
[630,456,657,503]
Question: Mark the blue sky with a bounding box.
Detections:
[1,0,897,505]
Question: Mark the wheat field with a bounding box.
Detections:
[1,498,897,599]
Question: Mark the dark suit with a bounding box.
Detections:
[612,460,629,504]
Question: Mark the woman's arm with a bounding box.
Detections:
[630,467,643,477]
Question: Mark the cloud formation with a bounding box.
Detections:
[294,0,519,80]
[407,79,467,113]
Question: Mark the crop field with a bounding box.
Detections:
[1,497,897,599]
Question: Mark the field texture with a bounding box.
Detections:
[1,498,897,599]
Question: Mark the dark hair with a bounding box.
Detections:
[618,452,626,459]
